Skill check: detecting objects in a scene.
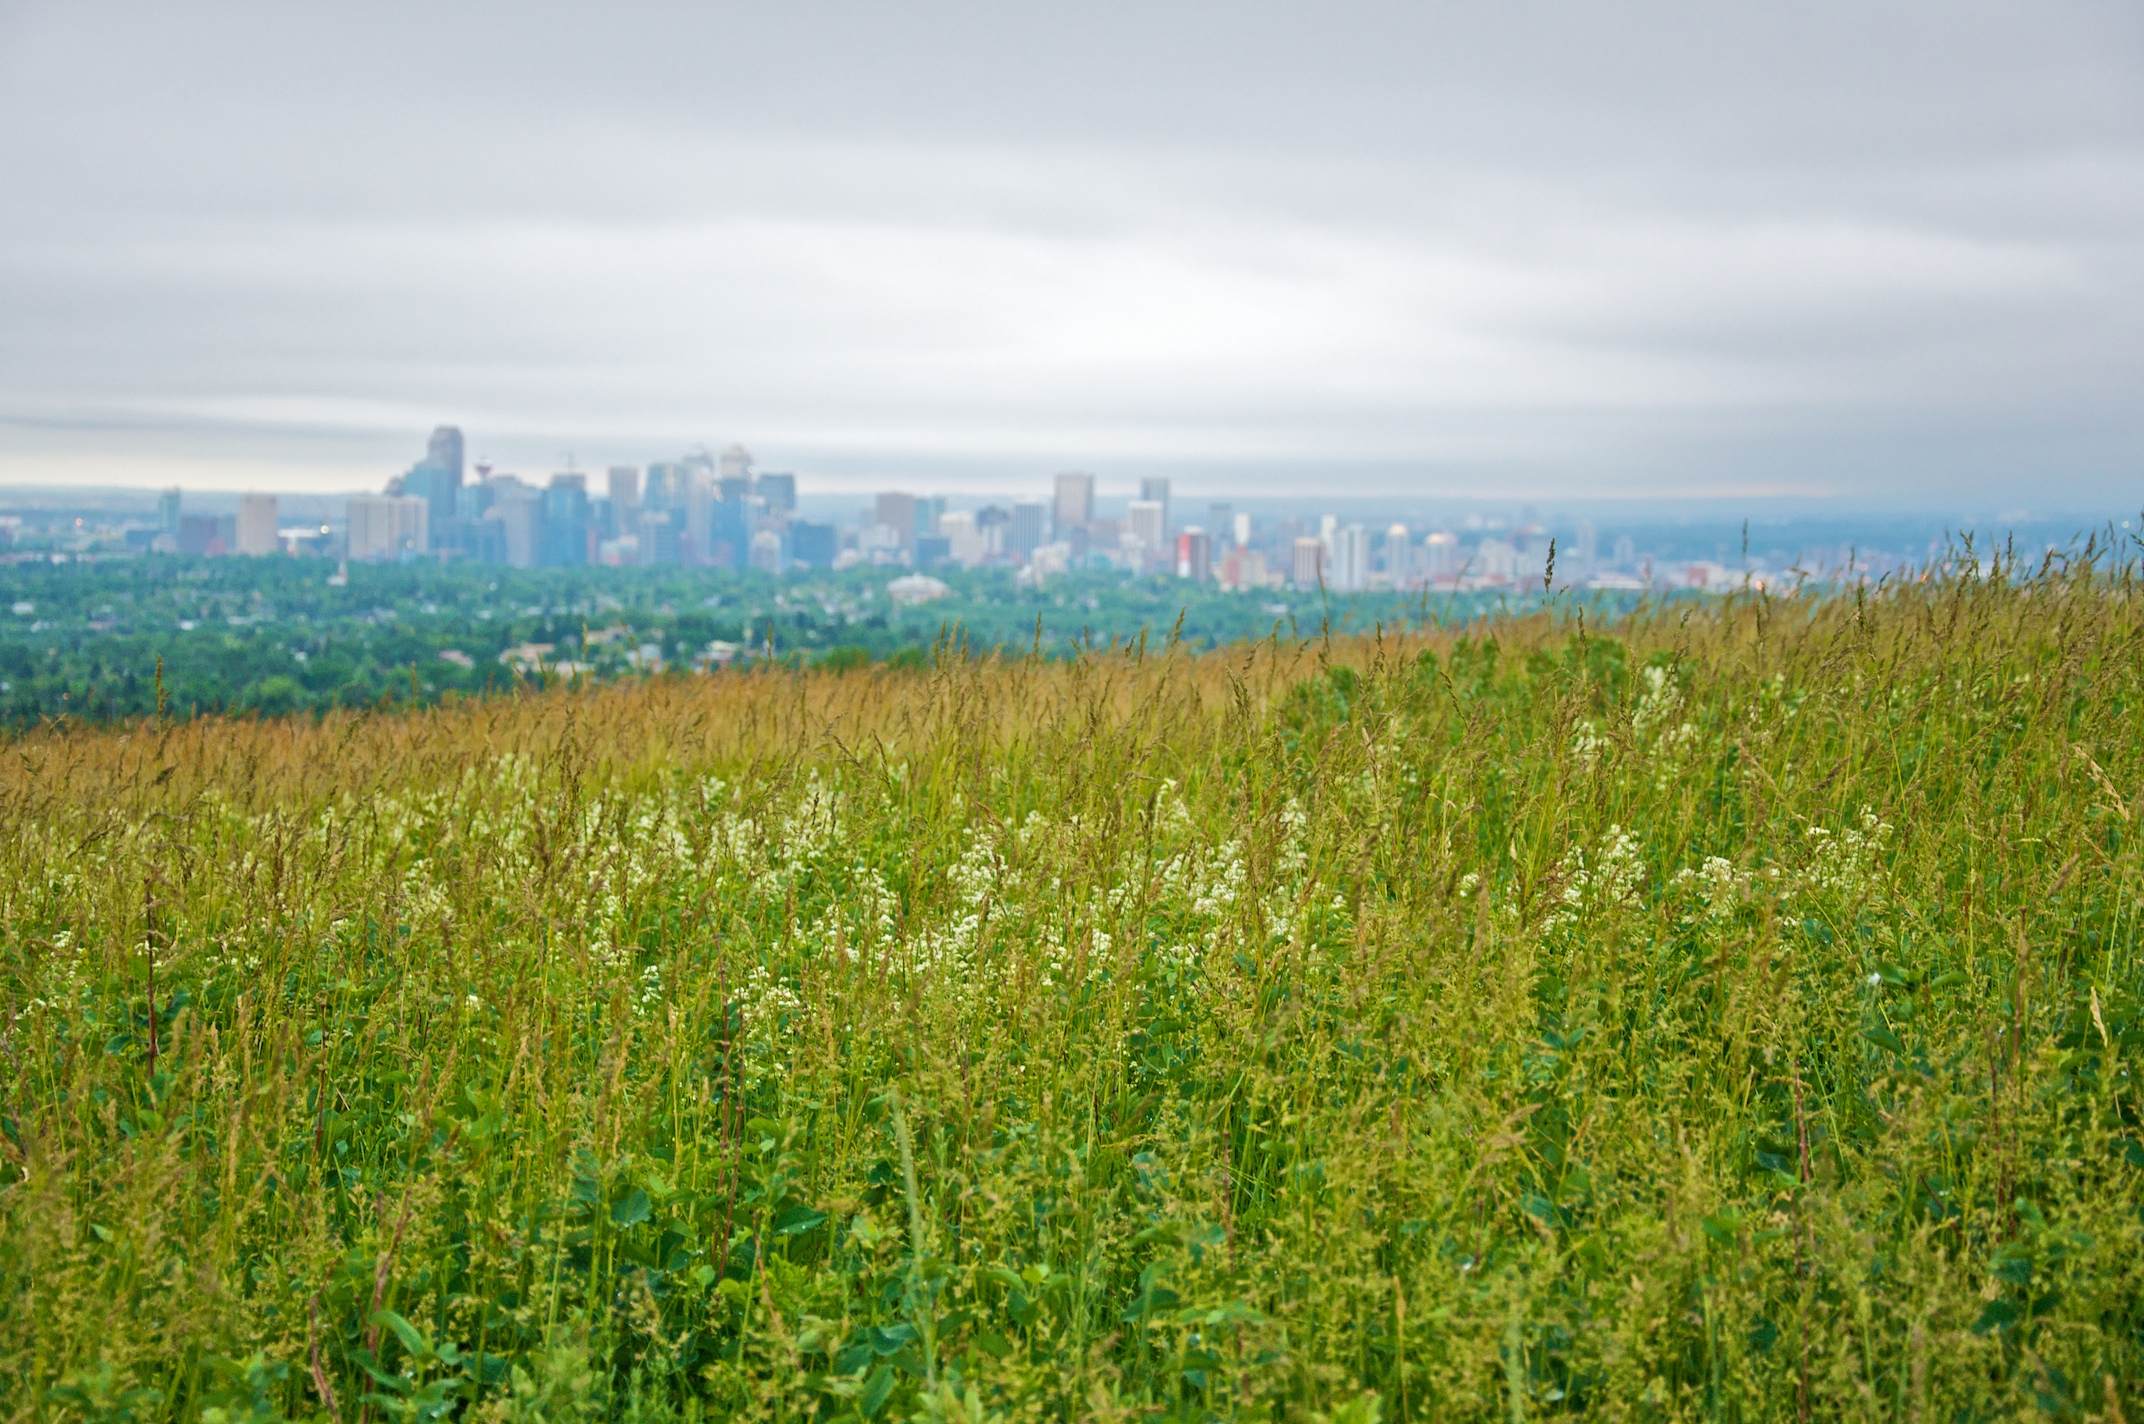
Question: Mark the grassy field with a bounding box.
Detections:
[2,557,2141,1422]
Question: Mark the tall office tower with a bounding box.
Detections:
[347,495,431,560]
[918,495,946,537]
[639,509,681,566]
[236,493,279,555]
[1576,520,1598,579]
[605,467,641,541]
[1382,523,1412,579]
[1319,513,1339,547]
[1423,530,1459,578]
[1292,537,1324,587]
[427,427,465,485]
[1207,504,1232,543]
[1330,524,1371,591]
[156,487,182,534]
[1009,501,1049,556]
[488,486,540,568]
[876,492,919,552]
[643,461,687,513]
[1127,499,1166,555]
[757,472,796,515]
[1232,511,1251,549]
[720,443,753,488]
[543,474,593,567]
[683,463,714,564]
[1054,472,1094,532]
[1139,477,1171,534]
[1177,528,1212,582]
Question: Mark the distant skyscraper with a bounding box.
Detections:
[1232,511,1251,548]
[1382,523,1412,579]
[1054,472,1094,531]
[1292,537,1324,587]
[1127,499,1166,556]
[488,485,539,568]
[643,462,688,513]
[236,494,279,556]
[427,426,464,484]
[1330,524,1371,591]
[1614,534,1636,569]
[1207,503,1232,543]
[1424,530,1459,578]
[639,509,681,566]
[1139,477,1170,534]
[156,487,182,534]
[1177,528,1212,581]
[720,444,753,486]
[604,466,641,541]
[876,492,918,552]
[1576,520,1599,579]
[757,472,796,514]
[1009,501,1049,556]
[542,473,591,566]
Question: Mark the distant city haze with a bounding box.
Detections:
[1,2,2140,507]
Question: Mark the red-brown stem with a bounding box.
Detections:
[309,1288,342,1424]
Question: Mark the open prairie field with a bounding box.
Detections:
[3,562,2142,1422]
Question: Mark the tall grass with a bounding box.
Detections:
[2,553,2141,1421]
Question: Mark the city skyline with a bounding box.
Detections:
[5,425,2096,599]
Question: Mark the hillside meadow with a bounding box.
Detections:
[2,559,2141,1421]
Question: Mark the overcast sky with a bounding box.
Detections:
[1,1,2139,505]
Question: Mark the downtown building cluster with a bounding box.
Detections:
[111,426,1804,596]
[343,429,828,572]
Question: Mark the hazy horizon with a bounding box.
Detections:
[3,2,2140,504]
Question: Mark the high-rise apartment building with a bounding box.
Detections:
[1127,499,1166,556]
[1054,472,1094,532]
[347,495,430,560]
[237,494,279,555]
[1292,537,1325,587]
[1381,523,1412,580]
[1423,530,1459,578]
[1139,477,1170,535]
[1330,524,1371,591]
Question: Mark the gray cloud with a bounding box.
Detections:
[0,0,2139,502]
